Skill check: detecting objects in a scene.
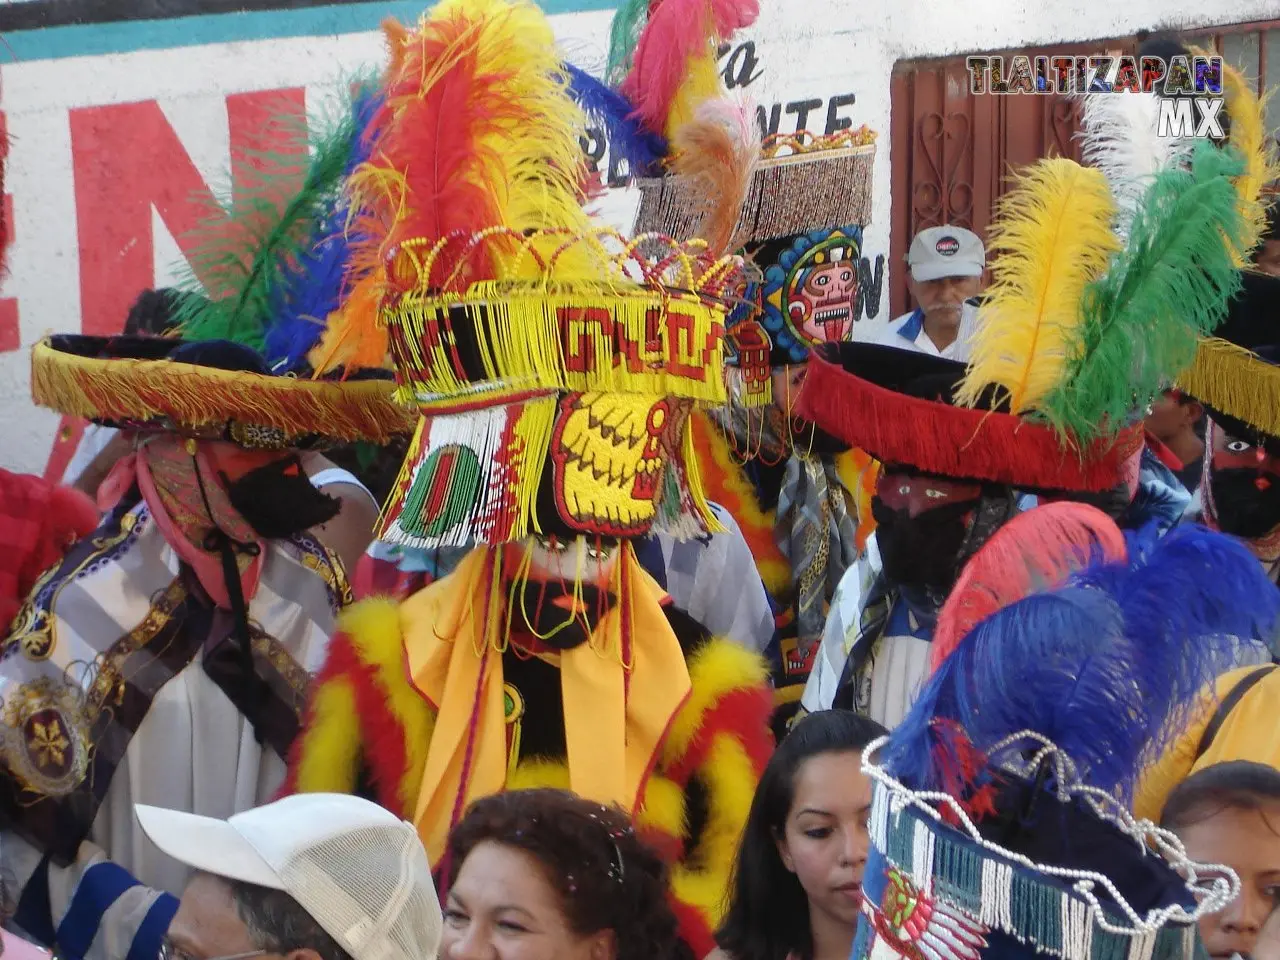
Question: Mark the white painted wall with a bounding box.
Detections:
[2,0,1278,474]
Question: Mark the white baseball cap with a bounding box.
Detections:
[135,794,442,960]
[907,225,986,282]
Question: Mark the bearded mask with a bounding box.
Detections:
[872,470,1017,597]
[1203,418,1280,559]
[501,536,621,649]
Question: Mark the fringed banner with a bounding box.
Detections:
[797,349,1143,493]
[378,389,721,547]
[1176,337,1280,441]
[30,339,417,447]
[634,143,876,247]
[733,143,876,246]
[378,396,558,549]
[385,286,728,407]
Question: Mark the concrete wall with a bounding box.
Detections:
[2,0,1278,474]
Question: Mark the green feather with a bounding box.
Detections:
[1037,140,1246,443]
[170,91,365,350]
[605,0,651,85]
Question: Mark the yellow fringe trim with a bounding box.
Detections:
[1177,337,1280,439]
[31,339,417,445]
[387,284,727,406]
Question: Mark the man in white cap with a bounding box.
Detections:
[132,794,442,960]
[854,225,985,359]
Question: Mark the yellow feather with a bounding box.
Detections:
[665,48,723,142]
[955,159,1121,412]
[445,0,602,280]
[1218,58,1280,263]
[292,677,362,794]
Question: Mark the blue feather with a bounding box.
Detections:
[560,61,667,178]
[884,524,1280,803]
[262,83,384,373]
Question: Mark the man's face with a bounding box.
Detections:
[908,275,982,325]
[1144,392,1202,443]
[167,874,268,960]
[1206,420,1280,545]
[1255,239,1280,277]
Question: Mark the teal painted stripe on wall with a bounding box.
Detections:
[1,0,616,63]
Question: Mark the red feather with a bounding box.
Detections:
[619,0,759,138]
[354,8,544,288]
[931,502,1127,671]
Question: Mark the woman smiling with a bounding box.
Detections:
[440,790,683,960]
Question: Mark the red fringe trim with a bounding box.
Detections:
[797,351,1143,492]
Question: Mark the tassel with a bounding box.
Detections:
[1177,335,1280,440]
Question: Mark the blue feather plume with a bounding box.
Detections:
[262,83,384,373]
[883,523,1280,805]
[560,61,667,178]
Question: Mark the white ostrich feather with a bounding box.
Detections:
[1077,91,1194,240]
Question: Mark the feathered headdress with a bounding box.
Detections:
[796,135,1247,493]
[930,501,1127,670]
[891,523,1278,802]
[323,0,741,550]
[851,524,1275,960]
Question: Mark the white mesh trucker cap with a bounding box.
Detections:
[135,794,442,960]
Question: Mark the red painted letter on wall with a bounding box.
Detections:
[49,88,306,480]
[69,87,306,339]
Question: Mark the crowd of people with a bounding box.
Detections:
[2,2,1280,960]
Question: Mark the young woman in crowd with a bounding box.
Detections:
[440,789,684,960]
[714,710,888,960]
[1162,761,1280,960]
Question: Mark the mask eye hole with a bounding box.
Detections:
[1225,439,1253,454]
[925,489,946,499]
[585,544,612,561]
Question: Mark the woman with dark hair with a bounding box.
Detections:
[714,710,887,960]
[1162,761,1280,960]
[441,789,684,960]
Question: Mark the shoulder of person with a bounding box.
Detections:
[851,311,911,344]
